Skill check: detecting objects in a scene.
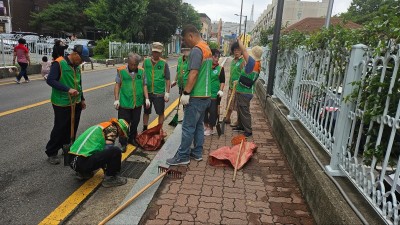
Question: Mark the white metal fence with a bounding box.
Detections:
[108,42,151,59]
[266,43,400,225]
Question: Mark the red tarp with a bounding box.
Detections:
[208,142,257,169]
[136,124,167,151]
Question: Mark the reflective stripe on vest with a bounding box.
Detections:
[118,66,145,108]
[144,58,166,94]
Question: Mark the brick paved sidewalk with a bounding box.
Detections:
[139,58,315,225]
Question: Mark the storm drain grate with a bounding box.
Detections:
[120,161,149,179]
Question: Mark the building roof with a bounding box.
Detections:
[282,17,362,34]
[198,13,211,21]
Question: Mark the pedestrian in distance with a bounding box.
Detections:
[114,53,151,151]
[68,118,130,188]
[142,42,171,131]
[52,39,68,60]
[40,56,51,80]
[45,45,92,165]
[166,24,212,165]
[13,38,31,84]
[224,42,244,126]
[204,48,225,136]
[171,43,191,95]
[232,39,263,137]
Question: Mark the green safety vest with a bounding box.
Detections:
[143,57,166,94]
[51,57,82,106]
[118,66,145,108]
[210,65,222,99]
[229,57,244,89]
[236,61,260,94]
[176,56,189,88]
[69,122,111,157]
[191,41,212,98]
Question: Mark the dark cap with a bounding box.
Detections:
[73,45,91,62]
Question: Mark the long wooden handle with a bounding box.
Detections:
[233,140,244,182]
[223,82,237,118]
[98,171,168,225]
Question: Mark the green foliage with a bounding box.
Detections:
[85,0,148,41]
[178,3,202,30]
[259,26,274,46]
[341,0,383,25]
[279,31,306,51]
[93,36,122,58]
[142,0,180,44]
[29,1,90,33]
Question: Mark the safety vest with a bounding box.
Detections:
[69,122,111,157]
[176,55,189,88]
[210,65,222,99]
[229,57,244,89]
[236,61,261,94]
[191,41,212,97]
[143,57,166,94]
[51,57,82,106]
[117,66,145,108]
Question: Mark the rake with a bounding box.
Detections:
[98,166,181,225]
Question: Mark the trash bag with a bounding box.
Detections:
[135,124,167,151]
[208,142,257,170]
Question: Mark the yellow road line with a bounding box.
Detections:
[39,98,179,225]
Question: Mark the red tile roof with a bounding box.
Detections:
[282,17,362,34]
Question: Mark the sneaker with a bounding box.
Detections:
[15,79,20,84]
[120,145,127,153]
[204,128,212,136]
[230,122,238,127]
[102,175,127,188]
[166,155,190,165]
[190,153,203,161]
[232,126,245,132]
[210,129,216,135]
[223,119,231,124]
[244,132,253,137]
[47,156,60,165]
[24,79,30,83]
[75,171,94,181]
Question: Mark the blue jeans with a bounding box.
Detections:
[176,97,211,160]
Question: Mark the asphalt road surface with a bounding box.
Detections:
[0,57,179,224]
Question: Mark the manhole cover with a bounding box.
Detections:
[120,161,149,179]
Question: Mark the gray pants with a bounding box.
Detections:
[236,93,253,133]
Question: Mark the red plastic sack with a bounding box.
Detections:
[135,124,167,151]
[208,142,257,169]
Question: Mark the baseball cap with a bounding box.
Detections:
[152,42,163,53]
[73,45,91,62]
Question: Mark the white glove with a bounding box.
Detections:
[145,99,151,108]
[217,90,224,97]
[113,100,120,109]
[164,92,170,102]
[180,94,190,106]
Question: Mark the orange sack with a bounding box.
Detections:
[208,142,257,170]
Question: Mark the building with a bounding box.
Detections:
[282,17,362,34]
[252,0,329,45]
[0,0,11,33]
[199,13,211,42]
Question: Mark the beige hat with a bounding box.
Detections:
[248,46,263,61]
[152,42,163,53]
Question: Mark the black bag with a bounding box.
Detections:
[239,75,256,89]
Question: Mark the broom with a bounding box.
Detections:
[168,94,181,127]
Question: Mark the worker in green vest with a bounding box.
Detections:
[171,43,191,94]
[232,39,263,137]
[114,53,150,150]
[142,42,171,131]
[45,45,91,165]
[166,25,212,165]
[68,118,130,188]
[204,48,225,136]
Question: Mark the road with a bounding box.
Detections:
[0,58,179,224]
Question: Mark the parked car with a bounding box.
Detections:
[0,33,17,53]
[66,39,96,56]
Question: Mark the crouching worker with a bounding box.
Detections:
[68,118,130,188]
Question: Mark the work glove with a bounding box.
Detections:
[180,94,190,106]
[113,100,120,109]
[171,81,177,88]
[145,99,151,108]
[164,92,170,102]
[217,90,224,97]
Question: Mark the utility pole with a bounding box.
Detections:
[325,0,334,28]
[243,16,247,45]
[239,0,243,36]
[266,0,284,95]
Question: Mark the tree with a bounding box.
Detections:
[29,1,90,34]
[340,0,383,25]
[85,0,148,41]
[142,0,181,44]
[259,26,274,46]
[178,3,201,30]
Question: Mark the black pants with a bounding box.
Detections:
[16,62,29,81]
[70,147,121,176]
[204,98,219,127]
[118,106,142,145]
[46,103,82,157]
